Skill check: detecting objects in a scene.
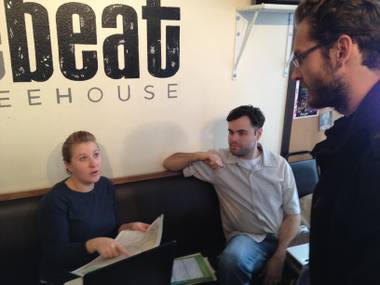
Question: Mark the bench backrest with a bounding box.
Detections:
[0,175,225,285]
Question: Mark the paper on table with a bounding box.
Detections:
[287,243,309,266]
[172,256,203,281]
[171,253,217,285]
[71,214,163,277]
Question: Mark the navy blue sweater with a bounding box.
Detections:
[39,177,117,284]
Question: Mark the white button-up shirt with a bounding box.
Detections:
[183,145,300,242]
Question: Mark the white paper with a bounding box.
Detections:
[172,258,203,281]
[287,243,309,266]
[171,253,216,284]
[71,214,163,277]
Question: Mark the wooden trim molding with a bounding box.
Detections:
[281,26,296,158]
[281,74,297,157]
[111,171,180,184]
[0,188,50,202]
[0,170,181,202]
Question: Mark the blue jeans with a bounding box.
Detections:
[218,234,277,285]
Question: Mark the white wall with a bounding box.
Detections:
[0,0,292,193]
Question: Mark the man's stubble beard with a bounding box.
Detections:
[307,60,349,113]
[229,143,256,159]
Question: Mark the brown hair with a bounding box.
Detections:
[62,131,97,163]
[295,0,380,69]
[226,105,265,129]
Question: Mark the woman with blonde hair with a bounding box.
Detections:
[39,131,148,285]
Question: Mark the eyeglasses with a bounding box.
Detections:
[290,44,323,68]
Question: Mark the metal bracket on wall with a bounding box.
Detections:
[0,33,4,80]
[232,3,296,80]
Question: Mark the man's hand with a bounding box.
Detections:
[262,252,286,285]
[86,237,128,259]
[163,151,223,171]
[197,151,224,169]
[118,222,150,233]
[261,213,300,284]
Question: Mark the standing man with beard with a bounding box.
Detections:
[291,0,380,284]
[163,105,300,285]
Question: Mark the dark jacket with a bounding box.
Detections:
[310,81,380,285]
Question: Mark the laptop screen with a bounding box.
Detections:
[84,241,176,285]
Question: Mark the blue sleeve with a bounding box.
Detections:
[109,179,119,234]
[39,189,95,270]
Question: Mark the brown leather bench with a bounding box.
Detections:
[0,174,225,285]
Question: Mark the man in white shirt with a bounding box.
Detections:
[163,105,300,285]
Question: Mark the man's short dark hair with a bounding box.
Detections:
[226,105,265,128]
[295,0,380,69]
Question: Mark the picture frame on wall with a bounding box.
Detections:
[253,0,300,4]
[293,80,319,119]
[319,110,333,131]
